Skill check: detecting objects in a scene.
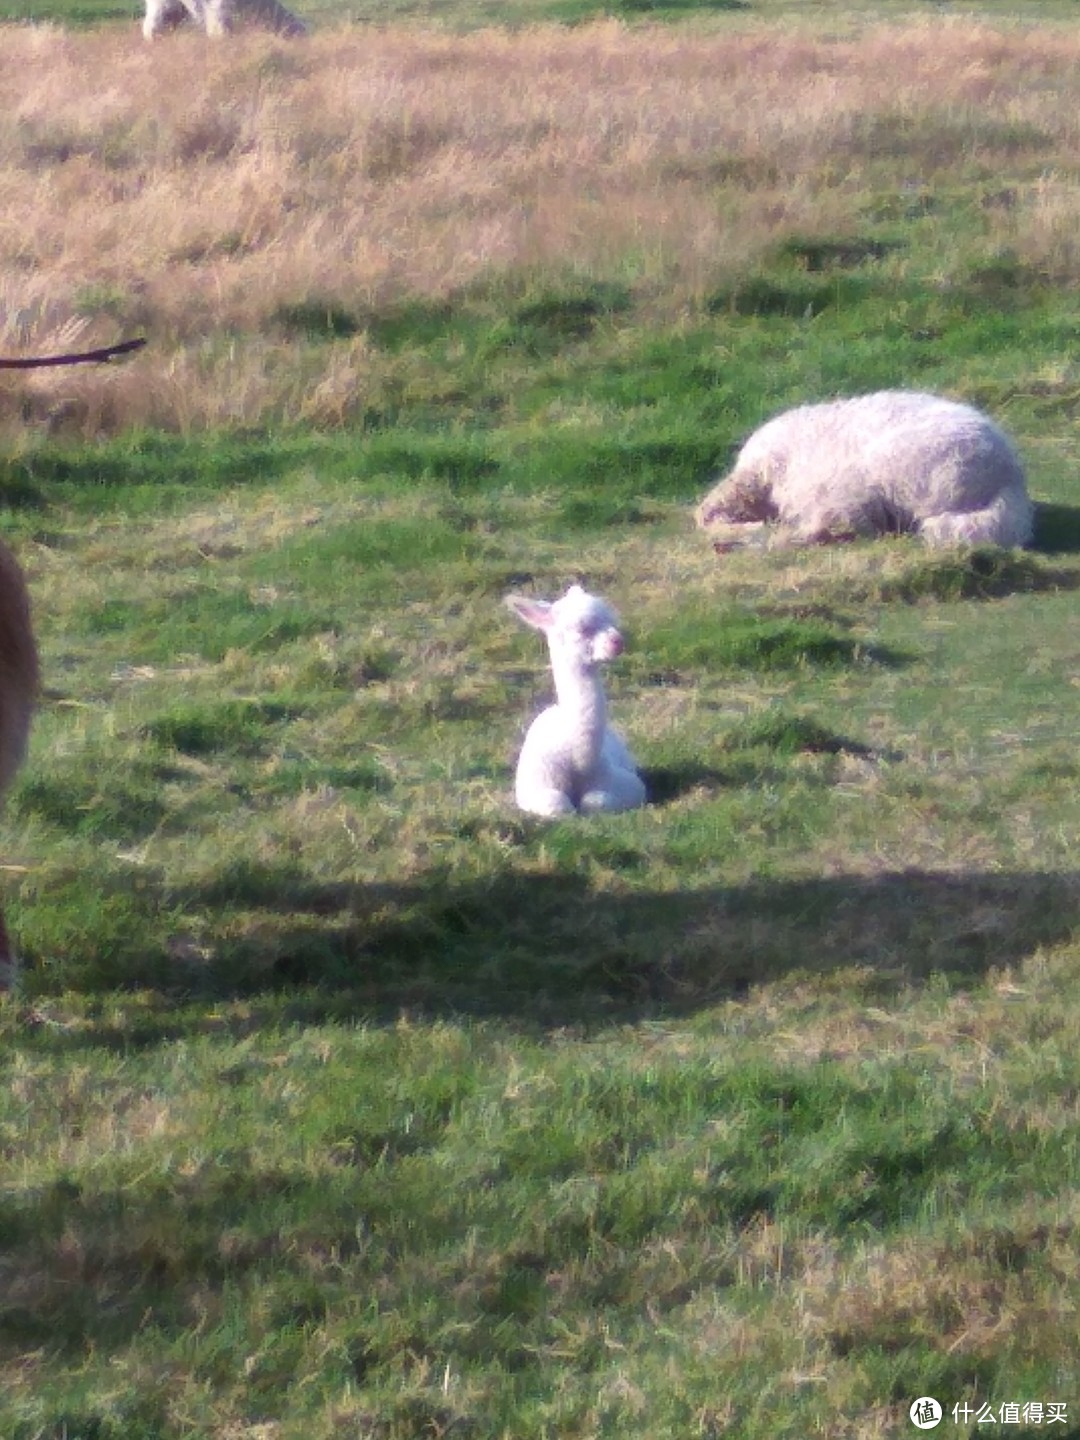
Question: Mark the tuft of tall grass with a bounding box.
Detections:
[3,20,1080,436]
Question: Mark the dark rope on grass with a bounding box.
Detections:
[0,337,147,370]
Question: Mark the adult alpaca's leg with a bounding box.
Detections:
[251,0,308,33]
[144,0,212,33]
[579,770,647,814]
[201,0,229,34]
[143,0,171,38]
[0,542,37,990]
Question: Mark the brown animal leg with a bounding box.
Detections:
[0,912,16,991]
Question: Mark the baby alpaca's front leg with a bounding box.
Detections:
[515,783,577,818]
[579,761,646,814]
[578,785,642,814]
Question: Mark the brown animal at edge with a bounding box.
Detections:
[0,540,37,989]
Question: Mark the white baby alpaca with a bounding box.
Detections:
[696,390,1033,551]
[507,585,646,818]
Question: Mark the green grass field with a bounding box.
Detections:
[3,4,1080,1438]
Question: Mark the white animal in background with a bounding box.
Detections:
[143,0,307,38]
[506,585,646,818]
[0,540,37,989]
[696,390,1033,551]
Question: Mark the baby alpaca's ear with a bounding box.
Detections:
[505,594,554,631]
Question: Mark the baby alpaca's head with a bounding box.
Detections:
[506,584,625,668]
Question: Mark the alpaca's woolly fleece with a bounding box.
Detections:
[143,0,306,37]
[696,390,1033,551]
[507,585,646,818]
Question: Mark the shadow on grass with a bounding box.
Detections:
[640,610,913,673]
[823,541,1080,604]
[22,864,1080,1039]
[7,869,1078,1384]
[551,0,747,16]
[0,1166,408,1398]
[640,762,741,803]
[1031,501,1080,556]
[5,434,306,492]
[641,720,893,801]
[0,467,46,511]
[5,1042,1072,1409]
[325,866,1080,1016]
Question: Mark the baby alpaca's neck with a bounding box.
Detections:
[549,651,608,765]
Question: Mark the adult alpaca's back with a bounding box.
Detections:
[507,585,646,818]
[697,390,1033,550]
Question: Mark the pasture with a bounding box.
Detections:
[2,4,1080,1437]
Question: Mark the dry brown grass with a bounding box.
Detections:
[3,17,1080,433]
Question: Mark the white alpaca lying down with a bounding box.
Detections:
[507,585,646,818]
[143,0,306,38]
[696,390,1033,551]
